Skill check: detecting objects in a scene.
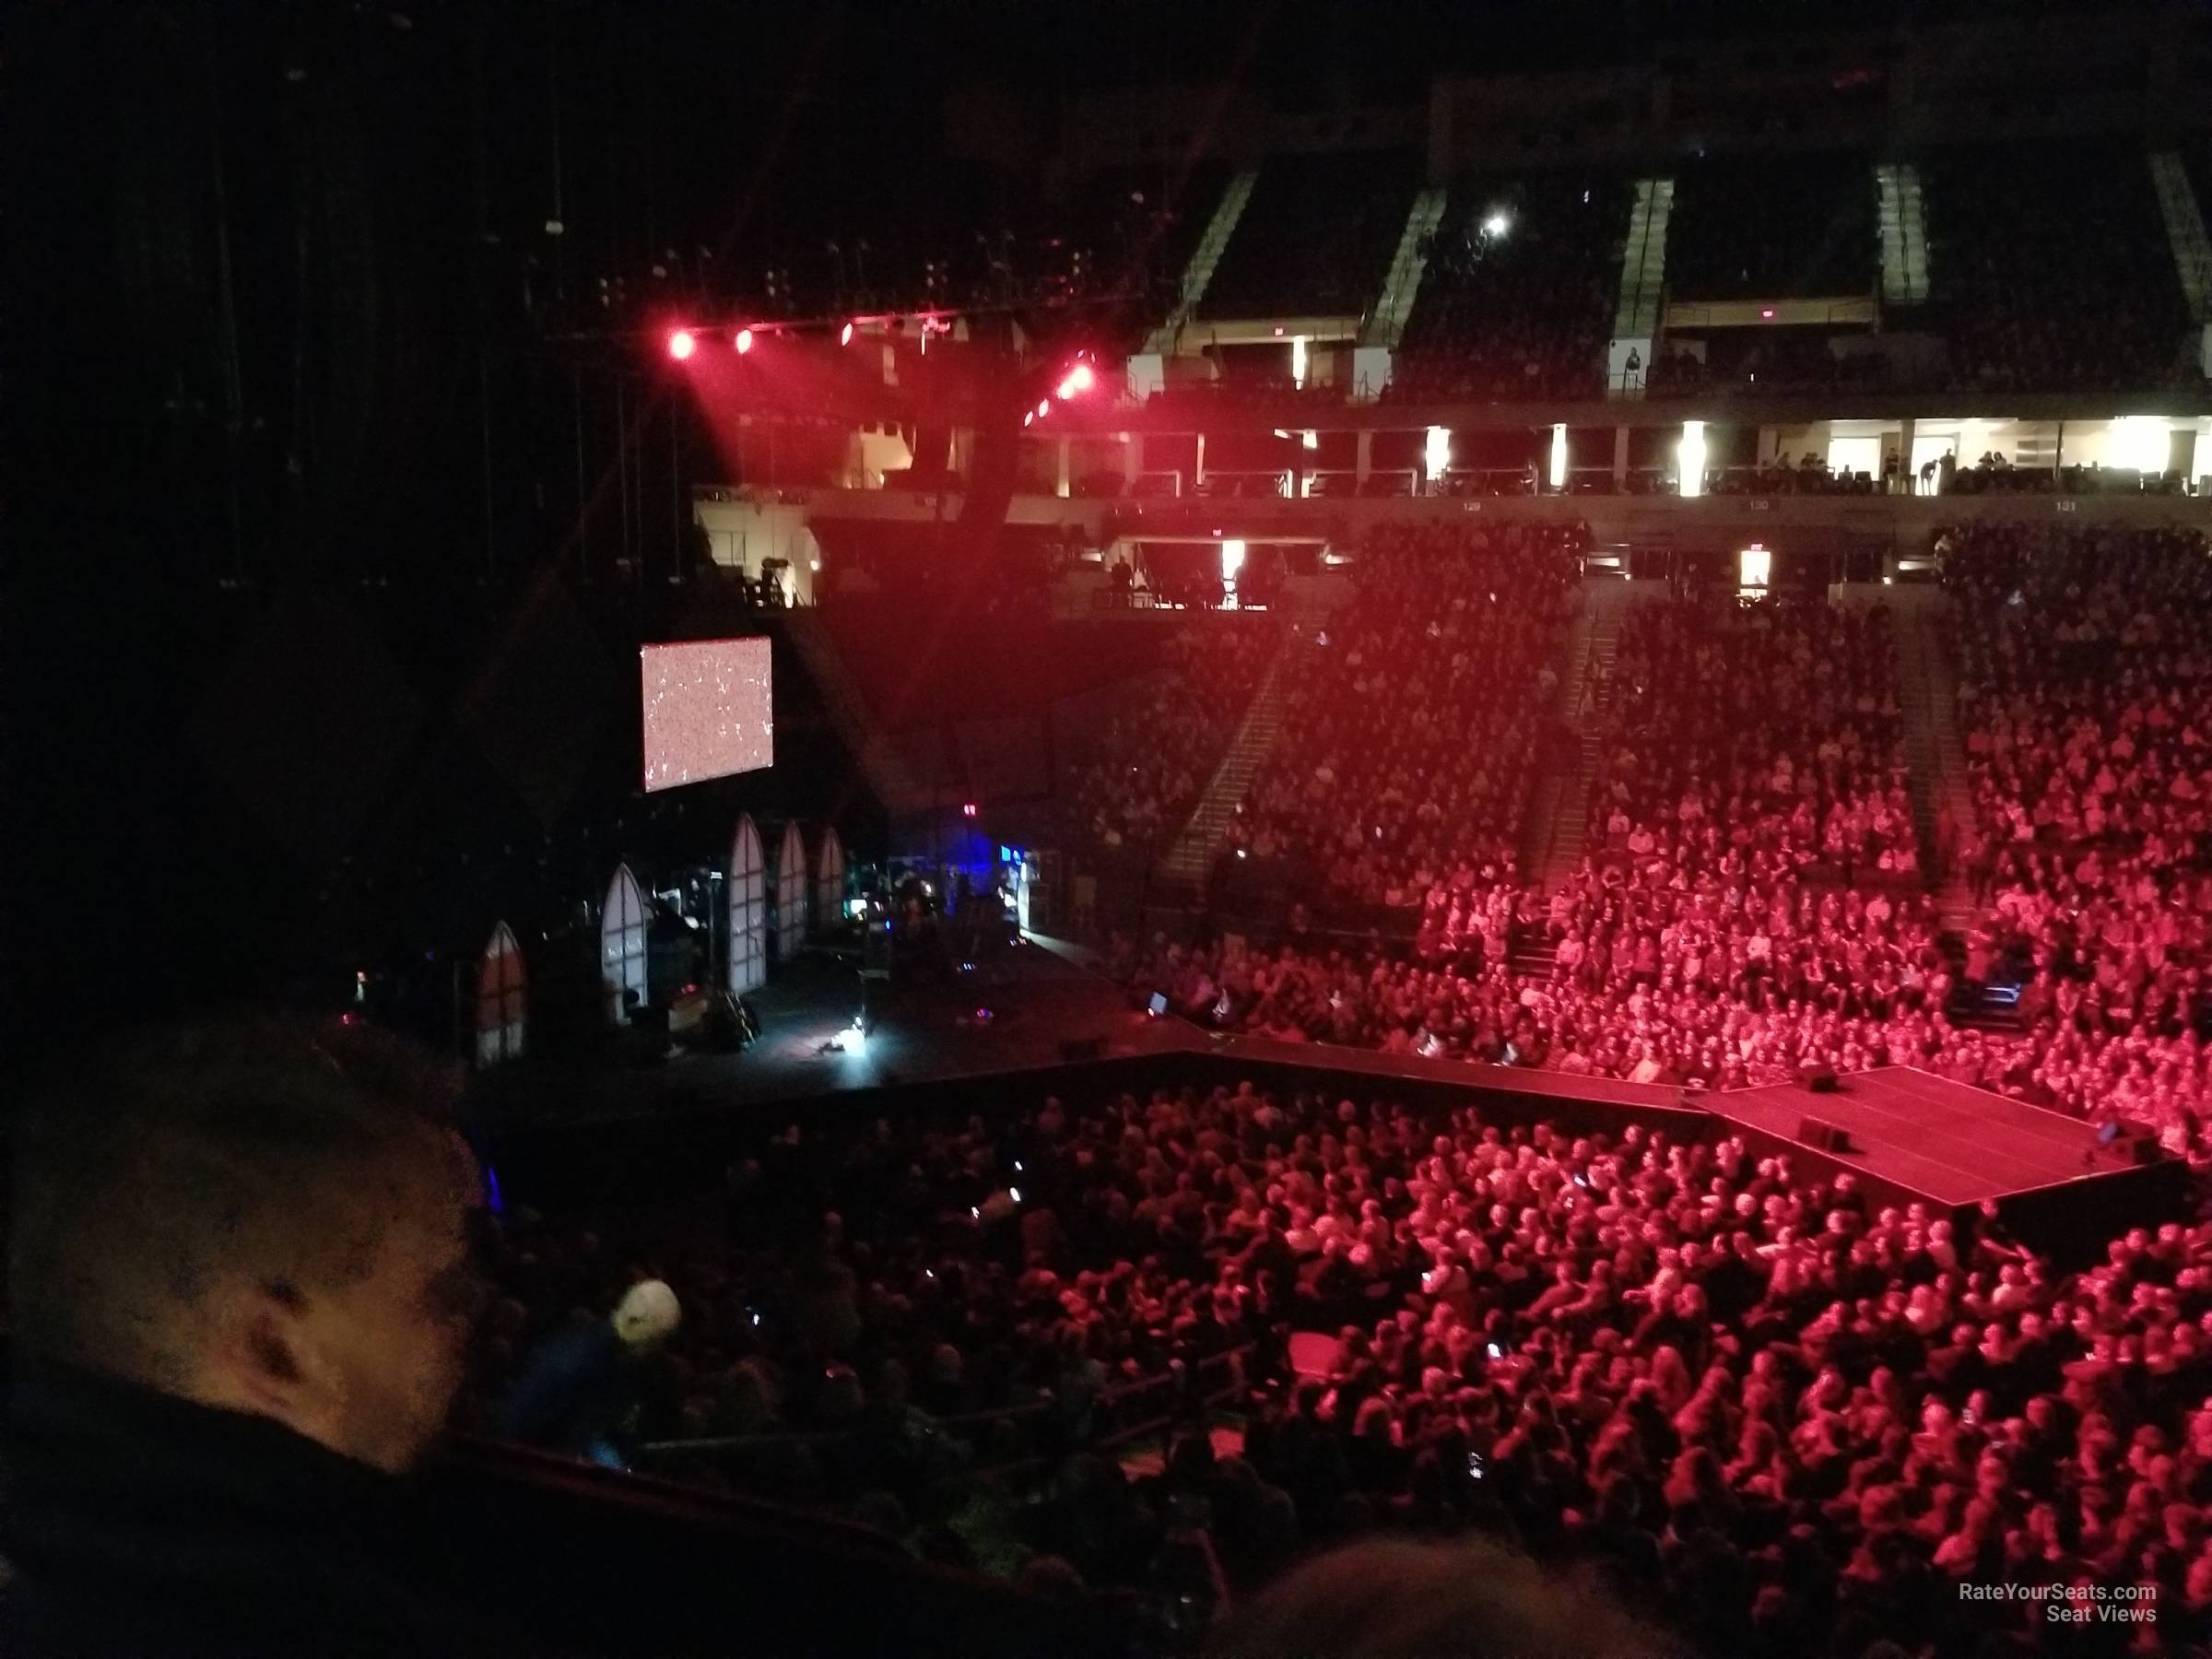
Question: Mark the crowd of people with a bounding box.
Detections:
[1707,457,1888,497]
[1591,598,1917,882]
[1390,178,1628,403]
[1063,624,1280,855]
[1937,523,2212,1151]
[1100,524,2212,1163]
[1926,149,2203,394]
[1224,520,1584,910]
[1644,335,1889,398]
[1137,863,1981,1096]
[1945,455,2196,498]
[477,1074,2212,1655]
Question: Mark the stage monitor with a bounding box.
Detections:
[641,638,773,793]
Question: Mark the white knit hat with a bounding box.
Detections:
[612,1279,682,1348]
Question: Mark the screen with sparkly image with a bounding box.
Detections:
[641,638,773,792]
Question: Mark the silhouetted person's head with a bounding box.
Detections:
[1207,1537,1673,1659]
[9,1014,486,1473]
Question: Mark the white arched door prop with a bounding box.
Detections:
[601,864,649,1026]
[476,920,527,1067]
[777,820,807,962]
[815,825,846,933]
[729,815,767,994]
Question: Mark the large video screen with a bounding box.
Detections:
[641,637,773,793]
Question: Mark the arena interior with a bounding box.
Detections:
[11,4,2212,1655]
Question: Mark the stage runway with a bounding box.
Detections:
[478,952,2181,1247]
[1712,1067,2136,1208]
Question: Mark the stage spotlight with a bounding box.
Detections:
[1036,399,1051,418]
[735,327,755,354]
[1484,210,1511,237]
[666,328,697,361]
[1023,412,1033,427]
[841,321,855,345]
[1055,361,1096,399]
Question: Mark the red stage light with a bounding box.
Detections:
[1055,362,1097,400]
[841,321,855,346]
[1036,399,1051,418]
[666,328,697,361]
[735,327,755,353]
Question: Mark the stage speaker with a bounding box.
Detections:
[1803,1065,1840,1094]
[1058,1036,1105,1063]
[1797,1116,1853,1155]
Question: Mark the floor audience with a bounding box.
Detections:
[483,1076,2212,1656]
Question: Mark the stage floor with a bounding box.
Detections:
[479,935,1199,1129]
[1712,1067,2133,1208]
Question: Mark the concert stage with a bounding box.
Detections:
[473,934,1200,1132]
[477,947,2182,1255]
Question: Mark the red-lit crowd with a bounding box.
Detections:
[491,1077,2212,1655]
[1119,521,2212,1162]
[1590,598,1918,881]
[1942,523,2212,1160]
[1223,519,1583,907]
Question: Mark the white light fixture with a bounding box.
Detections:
[1739,544,1771,589]
[1548,423,1568,491]
[2112,416,2170,475]
[1424,425,1453,481]
[1484,210,1511,237]
[1677,420,1707,499]
[1290,335,1310,389]
[1221,538,1246,597]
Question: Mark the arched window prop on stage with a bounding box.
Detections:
[815,825,846,933]
[729,814,768,994]
[601,865,649,1026]
[777,820,807,963]
[476,920,527,1067]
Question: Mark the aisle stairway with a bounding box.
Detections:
[1612,177,1675,338]
[1360,186,1451,350]
[1893,598,2021,1030]
[1875,162,1931,307]
[1154,636,1294,891]
[1893,598,1977,931]
[2150,150,2212,324]
[1526,582,1638,889]
[1143,171,1259,356]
